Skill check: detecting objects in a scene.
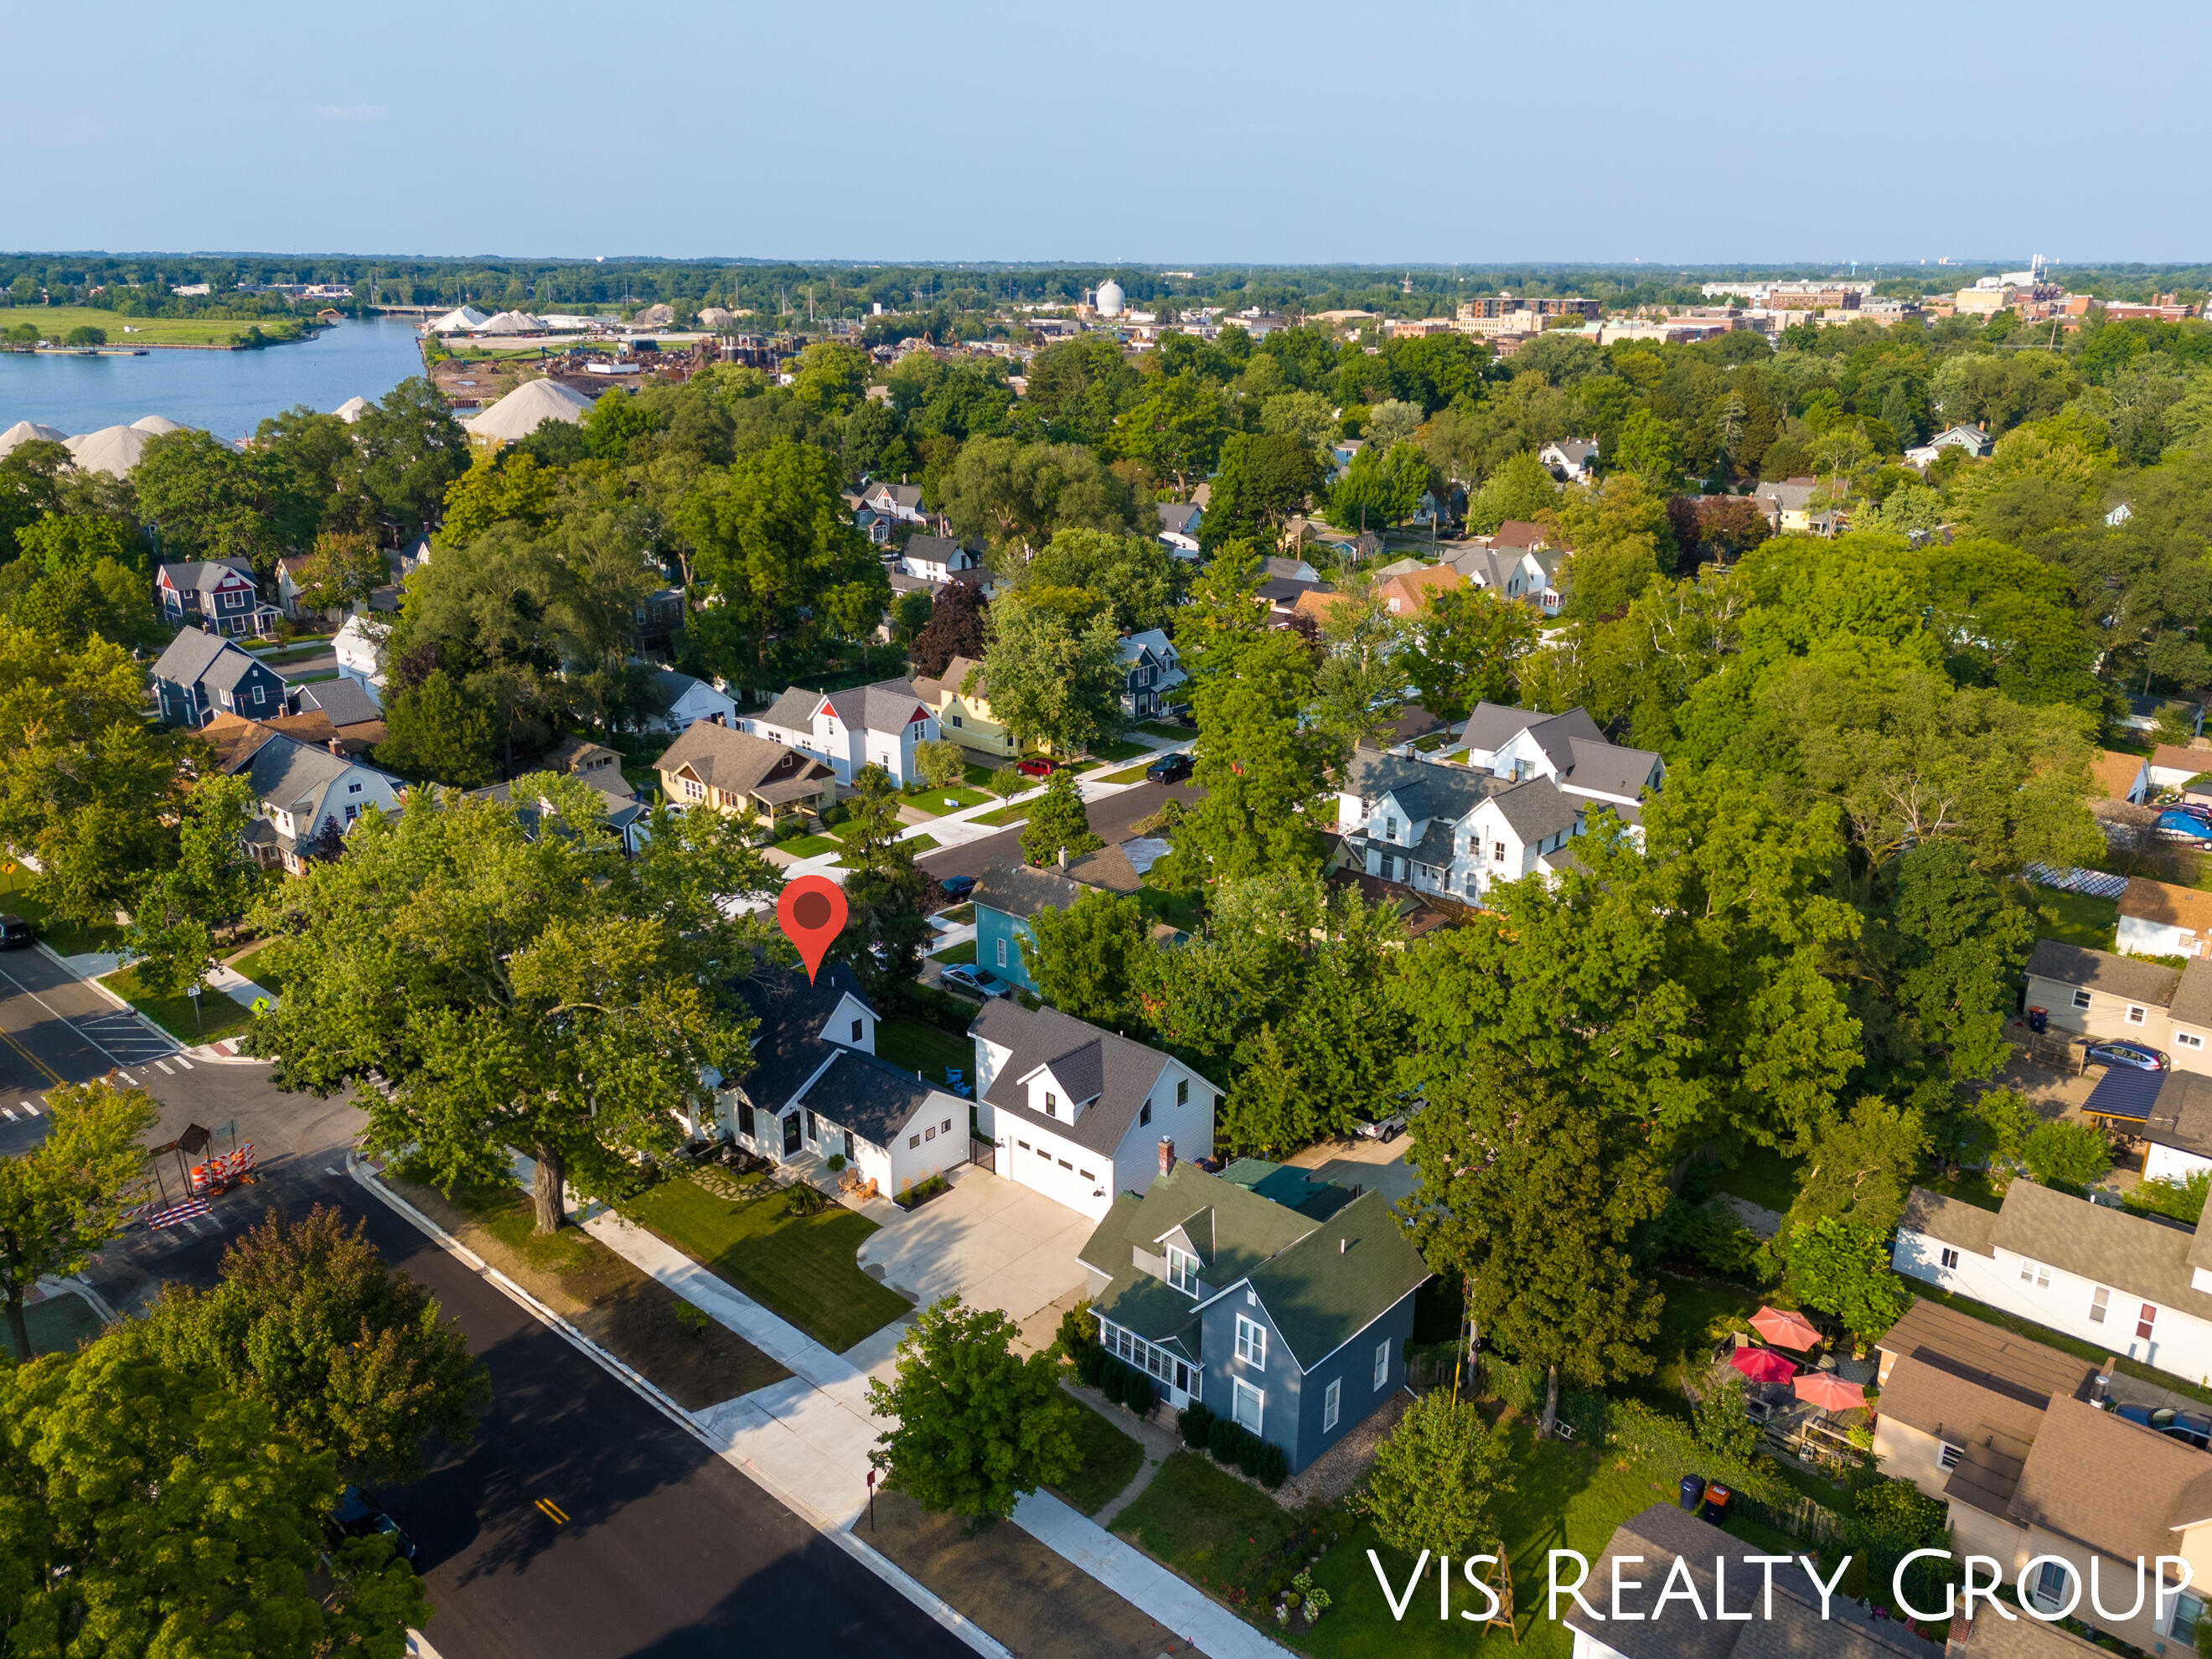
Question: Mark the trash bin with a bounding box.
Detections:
[1703,1482,1733,1521]
[2027,1006,2049,1035]
[1679,1475,1707,1512]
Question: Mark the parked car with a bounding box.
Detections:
[2085,1037,2168,1072]
[2156,809,2212,845]
[935,875,977,902]
[939,964,1011,1000]
[2116,1403,2212,1449]
[1354,1113,1406,1142]
[325,1486,417,1566]
[1146,752,1193,784]
[0,913,30,950]
[1015,757,1063,779]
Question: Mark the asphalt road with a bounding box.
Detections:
[917,778,1202,884]
[36,1033,975,1658]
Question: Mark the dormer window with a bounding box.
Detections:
[850,1018,863,1041]
[1165,1246,1197,1295]
[1384,817,1398,842]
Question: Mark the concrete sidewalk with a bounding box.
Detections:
[512,1155,1285,1659]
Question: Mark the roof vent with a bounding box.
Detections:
[1340,1237,1349,1254]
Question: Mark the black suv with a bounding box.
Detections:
[1145,752,1193,784]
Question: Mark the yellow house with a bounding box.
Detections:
[913,654,1020,758]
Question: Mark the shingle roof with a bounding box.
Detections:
[1576,1505,1941,1659]
[2023,938,2180,1006]
[1091,1162,1318,1285]
[1246,1190,1430,1368]
[1374,765,1497,826]
[659,722,826,795]
[757,685,825,731]
[971,999,1186,1160]
[804,1049,945,1150]
[1156,502,1200,533]
[821,678,929,736]
[152,628,238,688]
[2141,1068,2212,1165]
[732,963,876,1109]
[1987,1178,2212,1318]
[1341,744,1443,802]
[241,733,355,814]
[974,861,1088,921]
[201,711,336,773]
[1561,736,1662,801]
[1460,700,1552,754]
[2168,959,2212,1029]
[1486,777,1581,842]
[1065,843,1144,895]
[1899,1186,2001,1255]
[294,678,380,728]
[158,557,254,592]
[2009,1395,2212,1566]
[649,669,712,714]
[1946,1612,2111,1656]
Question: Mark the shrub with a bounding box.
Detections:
[821,801,849,829]
[1180,1400,1216,1449]
[825,1153,847,1172]
[2124,1169,2209,1225]
[1207,1414,1241,1465]
[1056,1300,1098,1362]
[1255,1440,1288,1488]
[1693,1376,1760,1460]
[2023,1119,2114,1191]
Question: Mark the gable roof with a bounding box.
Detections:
[158,557,256,592]
[1245,1189,1431,1368]
[802,1048,947,1149]
[900,534,970,568]
[1156,502,1201,533]
[658,721,829,797]
[912,654,987,705]
[971,998,1191,1159]
[152,628,257,690]
[2023,938,2179,1006]
[821,678,929,736]
[1065,842,1145,895]
[1482,775,1582,842]
[732,962,876,1109]
[1559,735,1662,801]
[2120,875,2212,941]
[199,711,339,773]
[1986,1178,2212,1319]
[757,685,827,731]
[1093,1162,1323,1286]
[295,677,382,730]
[2095,748,2150,800]
[240,733,366,815]
[2009,1394,2212,1566]
[973,861,1089,920]
[649,668,728,715]
[1899,1186,2003,1254]
[1378,564,1462,614]
[1490,519,1550,550]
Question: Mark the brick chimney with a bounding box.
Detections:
[328,737,344,757]
[1057,845,1067,870]
[1158,1137,1174,1176]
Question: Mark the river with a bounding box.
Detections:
[0,318,429,442]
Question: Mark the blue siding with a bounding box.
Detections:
[974,902,1041,993]
[1197,1287,1419,1473]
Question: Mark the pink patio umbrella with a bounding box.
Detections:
[1729,1346,1797,1385]
[1793,1372,1867,1411]
[1749,1305,1823,1352]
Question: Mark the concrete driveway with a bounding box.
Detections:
[855,1165,1092,1329]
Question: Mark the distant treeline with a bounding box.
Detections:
[3,255,2209,333]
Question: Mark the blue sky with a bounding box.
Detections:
[5,1,2204,266]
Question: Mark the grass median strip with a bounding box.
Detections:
[618,1171,910,1353]
[101,964,257,1044]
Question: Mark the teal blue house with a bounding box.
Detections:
[972,863,1083,993]
[1078,1159,1430,1473]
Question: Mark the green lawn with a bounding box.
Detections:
[1710,1144,1802,1213]
[2034,888,2120,951]
[619,1173,909,1353]
[877,1016,974,1088]
[1135,881,1203,935]
[903,785,992,814]
[971,802,1031,827]
[778,832,843,858]
[1137,722,1190,740]
[225,940,295,1001]
[935,902,975,924]
[0,889,124,958]
[246,642,338,665]
[101,964,257,1044]
[1110,1451,1316,1609]
[1628,1272,1765,1419]
[1088,739,1150,763]
[3,306,310,348]
[929,939,978,965]
[1052,1399,1146,1516]
[962,762,1002,787]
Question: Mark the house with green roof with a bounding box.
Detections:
[1078,1158,1429,1473]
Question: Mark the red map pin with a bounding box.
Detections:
[777,875,849,983]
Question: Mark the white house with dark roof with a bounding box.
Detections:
[1538,436,1598,482]
[1891,1181,2212,1388]
[214,730,406,874]
[742,678,938,785]
[894,534,981,584]
[1155,501,1202,556]
[857,480,928,530]
[719,963,969,1201]
[643,669,739,735]
[969,999,1217,1221]
[1447,534,1564,614]
[1459,702,1667,809]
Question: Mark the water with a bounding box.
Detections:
[0,318,428,442]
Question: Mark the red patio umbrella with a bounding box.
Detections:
[1729,1346,1796,1385]
[1749,1305,1822,1352]
[1793,1372,1867,1411]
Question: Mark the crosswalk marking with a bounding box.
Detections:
[115,1072,137,1086]
[153,1060,174,1076]
[1,1108,14,1122]
[18,1100,36,1115]
[173,1055,193,1070]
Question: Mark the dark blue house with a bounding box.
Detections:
[1078,1158,1429,1473]
[151,628,294,728]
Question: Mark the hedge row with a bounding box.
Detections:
[1178,1400,1288,1488]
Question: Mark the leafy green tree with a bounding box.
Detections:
[941,438,1138,550]
[1119,372,1224,493]
[0,551,161,649]
[1612,408,1687,490]
[788,340,871,413]
[680,438,891,686]
[0,1079,158,1361]
[123,773,267,999]
[1780,1216,1910,1343]
[1204,432,1324,546]
[0,1327,429,1658]
[977,594,1124,757]
[1152,562,1331,891]
[437,451,558,550]
[915,738,967,791]
[1460,451,1561,535]
[288,530,390,615]
[1217,1024,1310,1157]
[1355,1387,1514,1557]
[1399,1055,1665,1436]
[1777,1098,1928,1255]
[1693,1375,1760,1460]
[866,1295,1081,1522]
[834,765,932,1001]
[1021,528,1182,636]
[1404,585,1540,718]
[2023,1119,2114,1190]
[240,781,778,1233]
[1310,569,1407,755]
[133,428,294,571]
[1330,439,1433,530]
[1553,474,1674,620]
[375,668,497,788]
[354,376,472,540]
[1025,886,1147,1026]
[146,1204,488,1482]
[1019,767,1102,869]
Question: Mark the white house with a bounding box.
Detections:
[218,731,407,876]
[742,679,938,785]
[1155,501,1202,556]
[858,481,928,528]
[2117,876,2212,962]
[969,1000,1217,1222]
[329,613,388,693]
[1891,1181,2212,1389]
[643,669,739,735]
[1460,702,1667,809]
[1448,528,1565,615]
[721,964,969,1201]
[896,535,981,584]
[1538,437,1598,482]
